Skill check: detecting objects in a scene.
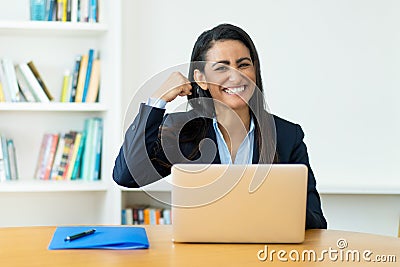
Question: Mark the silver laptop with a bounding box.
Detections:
[171,164,307,243]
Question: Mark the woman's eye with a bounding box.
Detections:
[215,65,228,71]
[239,63,251,68]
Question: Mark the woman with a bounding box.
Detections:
[113,23,327,229]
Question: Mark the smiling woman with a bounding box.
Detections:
[113,23,327,229]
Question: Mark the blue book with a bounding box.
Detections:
[82,49,94,102]
[30,0,46,21]
[48,226,149,250]
[92,118,102,180]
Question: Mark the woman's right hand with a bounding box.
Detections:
[152,72,192,102]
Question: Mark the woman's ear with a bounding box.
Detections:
[193,69,208,90]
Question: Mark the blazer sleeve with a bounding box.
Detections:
[291,125,328,229]
[113,103,172,188]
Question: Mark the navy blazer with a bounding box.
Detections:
[113,103,327,229]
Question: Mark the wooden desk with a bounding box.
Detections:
[0,225,399,266]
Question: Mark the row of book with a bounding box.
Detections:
[60,49,101,103]
[0,49,100,103]
[0,136,18,182]
[31,0,99,23]
[34,117,102,181]
[0,59,53,103]
[121,206,172,225]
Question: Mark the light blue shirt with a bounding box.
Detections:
[146,98,255,164]
[212,117,255,164]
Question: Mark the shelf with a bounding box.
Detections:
[0,180,107,193]
[318,182,400,195]
[0,102,107,112]
[119,180,172,192]
[0,21,107,36]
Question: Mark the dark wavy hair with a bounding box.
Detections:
[185,23,278,163]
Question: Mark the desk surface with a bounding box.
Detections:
[0,225,399,266]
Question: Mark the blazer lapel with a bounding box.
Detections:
[205,120,221,164]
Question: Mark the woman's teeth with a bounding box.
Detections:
[223,86,245,94]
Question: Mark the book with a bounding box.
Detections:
[0,65,10,102]
[1,58,20,102]
[30,0,46,21]
[17,63,49,103]
[0,83,5,102]
[60,70,72,102]
[34,134,51,179]
[64,132,82,180]
[92,118,102,180]
[86,53,101,103]
[15,66,36,102]
[89,0,98,23]
[80,118,94,180]
[50,133,65,180]
[55,132,76,180]
[1,135,11,180]
[62,131,79,180]
[27,61,53,101]
[48,226,149,250]
[71,0,78,22]
[47,0,56,21]
[66,0,72,21]
[70,131,86,180]
[80,0,89,23]
[7,139,19,180]
[82,49,94,102]
[0,137,7,182]
[69,56,81,102]
[74,54,88,102]
[43,134,59,180]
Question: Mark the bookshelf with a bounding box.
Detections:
[0,0,122,226]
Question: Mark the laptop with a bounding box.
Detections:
[171,164,308,243]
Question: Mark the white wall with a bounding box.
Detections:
[121,0,400,236]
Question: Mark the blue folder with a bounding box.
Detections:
[48,226,149,250]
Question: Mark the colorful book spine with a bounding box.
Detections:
[43,134,59,180]
[50,134,65,180]
[86,53,101,103]
[27,61,53,101]
[64,132,82,180]
[18,63,49,103]
[74,54,88,102]
[80,118,94,180]
[69,56,81,102]
[15,66,36,102]
[82,49,94,102]
[70,131,86,180]
[92,118,102,180]
[60,70,72,102]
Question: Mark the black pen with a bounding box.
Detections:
[64,229,96,242]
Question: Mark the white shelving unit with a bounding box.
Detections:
[0,0,122,226]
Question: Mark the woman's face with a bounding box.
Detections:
[202,39,256,112]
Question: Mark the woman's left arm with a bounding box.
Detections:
[291,125,328,229]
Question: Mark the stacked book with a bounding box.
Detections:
[0,59,53,103]
[34,117,102,181]
[0,135,18,182]
[0,49,100,103]
[60,49,101,103]
[31,0,100,23]
[121,206,172,225]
